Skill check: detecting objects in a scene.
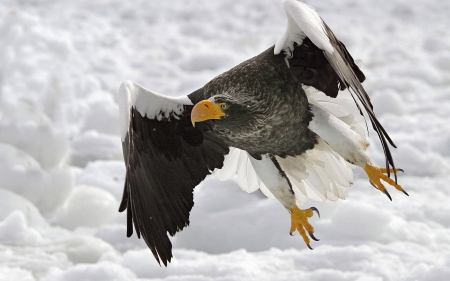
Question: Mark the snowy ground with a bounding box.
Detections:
[1,0,449,280]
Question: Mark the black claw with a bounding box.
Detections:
[383,189,392,201]
[370,182,378,190]
[289,231,294,236]
[308,231,320,241]
[310,207,320,218]
[306,243,313,250]
[401,189,409,196]
[397,168,404,173]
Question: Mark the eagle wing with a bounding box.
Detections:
[118,81,228,266]
[275,0,397,178]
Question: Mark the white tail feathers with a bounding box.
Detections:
[304,86,365,137]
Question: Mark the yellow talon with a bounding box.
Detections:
[363,164,408,200]
[290,205,320,249]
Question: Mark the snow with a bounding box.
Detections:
[54,185,118,230]
[0,0,449,280]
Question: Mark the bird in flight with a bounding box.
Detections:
[118,0,407,266]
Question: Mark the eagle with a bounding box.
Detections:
[118,0,407,266]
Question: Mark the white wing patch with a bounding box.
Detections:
[118,80,192,140]
[307,87,370,168]
[305,86,365,137]
[275,0,333,56]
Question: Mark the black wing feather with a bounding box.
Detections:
[120,105,228,266]
[289,37,365,99]
[288,30,397,180]
[323,22,397,179]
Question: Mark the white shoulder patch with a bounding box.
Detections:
[306,86,370,168]
[118,80,193,140]
[304,86,365,137]
[275,0,334,56]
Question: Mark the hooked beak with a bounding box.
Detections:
[191,100,226,127]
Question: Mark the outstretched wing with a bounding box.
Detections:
[275,0,397,178]
[118,81,228,266]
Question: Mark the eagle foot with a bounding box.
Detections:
[364,164,408,200]
[289,206,320,250]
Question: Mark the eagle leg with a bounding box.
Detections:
[363,164,408,200]
[289,205,320,250]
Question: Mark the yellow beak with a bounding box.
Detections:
[191,100,226,127]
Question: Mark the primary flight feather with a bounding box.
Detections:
[118,0,407,266]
